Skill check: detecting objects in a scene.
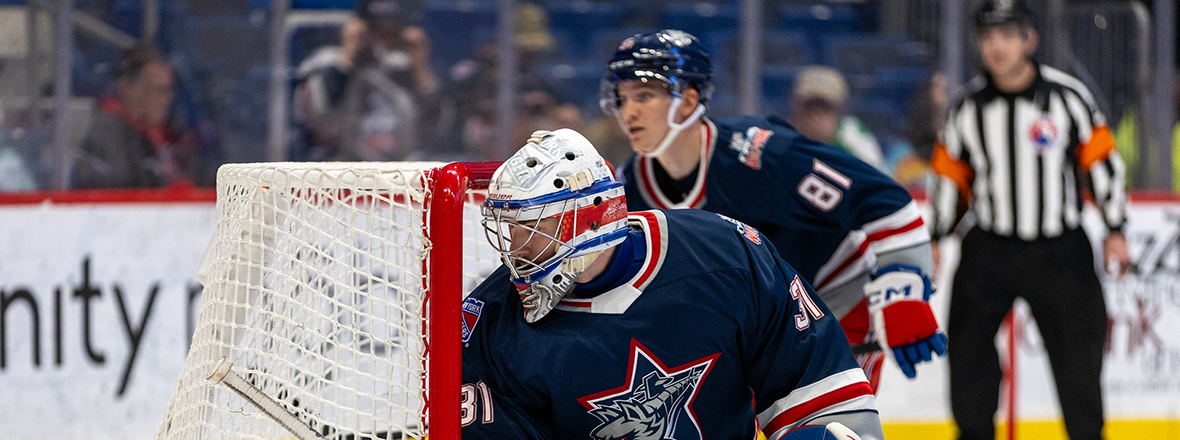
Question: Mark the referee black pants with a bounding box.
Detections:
[949,227,1107,440]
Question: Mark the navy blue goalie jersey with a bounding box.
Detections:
[460,209,876,440]
[617,115,929,299]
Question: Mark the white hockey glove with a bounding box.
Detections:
[780,422,863,440]
[863,263,947,379]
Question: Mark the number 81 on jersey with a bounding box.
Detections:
[797,159,852,212]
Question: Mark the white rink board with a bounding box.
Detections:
[0,202,215,440]
[876,201,1180,422]
[1,199,1178,439]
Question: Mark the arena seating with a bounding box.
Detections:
[65,0,932,145]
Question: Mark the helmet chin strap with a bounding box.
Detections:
[640,98,707,158]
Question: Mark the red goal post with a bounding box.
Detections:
[155,161,500,440]
[425,162,499,440]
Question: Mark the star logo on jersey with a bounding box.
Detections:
[728,127,773,170]
[578,339,718,440]
[1029,116,1058,152]
[461,297,484,343]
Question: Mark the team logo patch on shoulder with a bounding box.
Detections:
[728,127,773,170]
[1029,116,1058,152]
[461,297,485,343]
[716,214,762,245]
[577,339,718,440]
[726,126,774,169]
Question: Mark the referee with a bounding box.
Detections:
[930,2,1129,440]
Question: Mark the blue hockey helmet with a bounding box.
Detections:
[600,29,714,112]
[600,29,714,156]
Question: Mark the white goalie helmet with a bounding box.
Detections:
[482,129,630,323]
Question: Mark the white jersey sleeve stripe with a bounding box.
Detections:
[862,201,931,255]
[757,368,876,436]
[812,230,873,293]
[813,205,928,291]
[764,395,878,440]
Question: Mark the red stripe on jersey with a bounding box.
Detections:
[558,298,591,308]
[814,217,925,290]
[763,382,875,435]
[683,122,712,208]
[631,211,663,288]
[635,122,713,210]
[636,158,671,209]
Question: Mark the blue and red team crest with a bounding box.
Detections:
[1029,116,1058,152]
[728,127,773,170]
[461,297,484,343]
[578,339,718,440]
[715,214,762,245]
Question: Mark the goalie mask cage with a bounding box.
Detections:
[156,161,500,440]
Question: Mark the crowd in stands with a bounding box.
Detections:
[0,0,1080,194]
[73,45,200,188]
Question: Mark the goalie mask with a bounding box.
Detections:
[600,29,714,157]
[482,129,629,323]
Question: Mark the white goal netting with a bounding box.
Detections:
[156,162,498,440]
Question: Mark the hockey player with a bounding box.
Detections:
[601,30,944,389]
[460,128,885,440]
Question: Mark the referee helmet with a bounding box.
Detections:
[974,0,1036,31]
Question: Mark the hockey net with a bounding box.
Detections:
[156,162,500,440]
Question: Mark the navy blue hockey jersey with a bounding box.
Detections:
[460,210,876,440]
[618,116,929,298]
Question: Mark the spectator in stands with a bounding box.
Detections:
[0,144,36,191]
[356,0,437,98]
[581,113,633,168]
[871,71,952,194]
[1113,70,1180,190]
[432,2,582,160]
[73,45,198,189]
[788,65,886,171]
[295,3,436,162]
[906,71,949,163]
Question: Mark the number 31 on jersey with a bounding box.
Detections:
[790,275,825,330]
[461,381,494,426]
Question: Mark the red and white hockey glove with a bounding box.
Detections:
[864,263,947,379]
[781,422,863,440]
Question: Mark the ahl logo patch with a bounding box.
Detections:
[577,339,717,440]
[728,127,772,170]
[1029,116,1058,152]
[461,297,484,343]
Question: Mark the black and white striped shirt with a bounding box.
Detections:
[930,64,1126,241]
